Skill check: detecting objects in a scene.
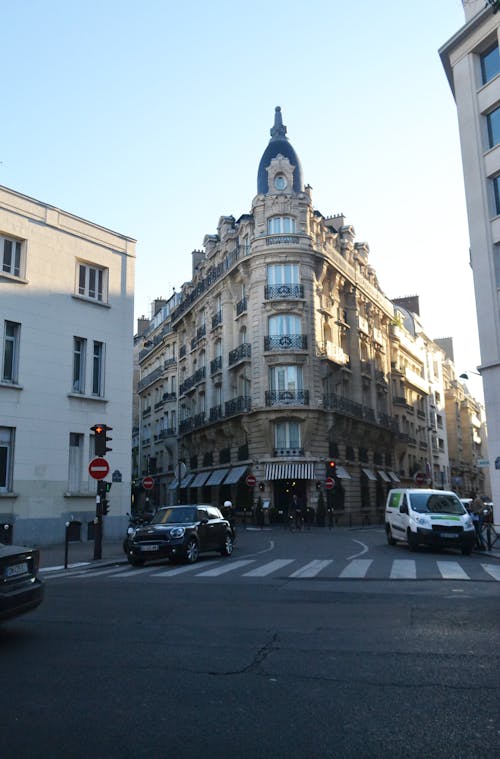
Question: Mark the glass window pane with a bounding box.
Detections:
[487,107,500,148]
[78,265,86,295]
[481,44,500,85]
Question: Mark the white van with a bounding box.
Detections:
[385,489,475,555]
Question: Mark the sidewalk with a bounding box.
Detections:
[39,538,127,573]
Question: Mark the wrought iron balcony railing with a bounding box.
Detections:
[264,334,307,351]
[225,396,252,417]
[264,284,304,300]
[228,343,251,366]
[265,390,309,406]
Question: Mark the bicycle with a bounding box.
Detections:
[288,509,304,532]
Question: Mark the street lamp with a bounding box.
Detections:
[459,370,481,380]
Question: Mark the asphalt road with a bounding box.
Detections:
[2,528,499,759]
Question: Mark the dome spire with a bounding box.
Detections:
[270,106,287,139]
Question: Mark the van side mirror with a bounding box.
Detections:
[400,503,408,515]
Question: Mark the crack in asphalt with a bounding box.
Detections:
[207,632,279,676]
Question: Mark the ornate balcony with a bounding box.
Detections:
[264,334,307,351]
[225,396,252,417]
[264,284,304,300]
[265,389,309,407]
[228,343,251,366]
[210,356,222,375]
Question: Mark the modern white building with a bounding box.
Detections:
[0,185,135,544]
[440,0,500,522]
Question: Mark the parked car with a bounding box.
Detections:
[125,504,234,566]
[0,540,44,622]
[385,489,475,555]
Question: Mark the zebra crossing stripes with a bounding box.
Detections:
[243,559,295,577]
[338,559,373,578]
[47,558,500,582]
[479,563,500,581]
[390,560,417,580]
[289,560,333,578]
[195,559,255,577]
[436,561,470,580]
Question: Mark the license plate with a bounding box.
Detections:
[6,562,28,577]
[140,544,159,552]
[440,533,458,539]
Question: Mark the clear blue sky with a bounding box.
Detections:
[2,1,483,399]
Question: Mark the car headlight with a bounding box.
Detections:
[170,527,185,539]
[414,515,431,529]
[127,526,136,536]
[463,516,474,530]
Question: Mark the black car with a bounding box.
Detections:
[0,541,44,623]
[126,504,234,567]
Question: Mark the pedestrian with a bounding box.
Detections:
[471,493,486,550]
[291,493,304,530]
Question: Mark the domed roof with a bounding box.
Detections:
[257,106,303,194]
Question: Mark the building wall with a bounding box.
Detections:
[0,185,135,544]
[440,5,500,522]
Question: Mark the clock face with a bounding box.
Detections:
[274,175,287,190]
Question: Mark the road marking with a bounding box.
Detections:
[57,566,129,579]
[153,561,224,576]
[243,559,295,577]
[196,559,255,576]
[481,563,500,581]
[289,560,333,578]
[437,561,470,580]
[338,559,373,578]
[390,559,416,580]
[347,539,369,560]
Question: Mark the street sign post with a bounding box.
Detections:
[325,477,335,490]
[142,476,154,490]
[246,474,257,487]
[88,457,110,480]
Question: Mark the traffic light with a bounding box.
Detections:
[326,460,336,475]
[91,424,113,456]
[101,499,110,516]
[97,480,111,516]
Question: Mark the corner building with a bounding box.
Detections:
[169,108,400,522]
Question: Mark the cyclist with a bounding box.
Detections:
[222,500,236,541]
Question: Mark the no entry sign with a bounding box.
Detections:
[142,476,154,490]
[246,474,256,487]
[325,477,335,490]
[88,457,110,480]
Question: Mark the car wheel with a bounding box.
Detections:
[127,556,144,567]
[185,538,199,564]
[220,533,233,557]
[386,524,396,546]
[407,529,418,552]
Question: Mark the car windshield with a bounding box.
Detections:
[410,493,466,515]
[152,507,196,525]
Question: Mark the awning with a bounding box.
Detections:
[388,471,401,482]
[167,473,194,490]
[362,468,377,481]
[334,465,351,479]
[377,470,391,482]
[190,471,211,488]
[265,462,315,480]
[205,468,230,486]
[223,465,248,485]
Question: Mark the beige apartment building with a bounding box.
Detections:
[134,108,486,524]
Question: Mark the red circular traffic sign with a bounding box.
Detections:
[325,477,335,490]
[88,457,110,480]
[246,474,257,487]
[142,476,154,490]
[414,471,426,485]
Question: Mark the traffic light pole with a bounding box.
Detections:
[94,496,103,560]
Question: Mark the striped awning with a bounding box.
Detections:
[265,462,315,480]
[223,465,248,485]
[334,465,351,479]
[190,471,211,488]
[362,468,377,481]
[377,470,391,483]
[205,468,230,486]
[388,471,401,483]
